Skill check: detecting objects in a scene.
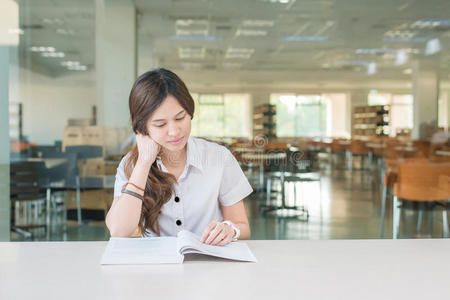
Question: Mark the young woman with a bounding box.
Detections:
[105,68,253,246]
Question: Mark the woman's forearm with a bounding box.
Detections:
[106,160,152,237]
[236,222,251,240]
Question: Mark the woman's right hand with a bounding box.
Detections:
[136,134,161,166]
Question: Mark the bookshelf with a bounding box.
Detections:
[352,105,390,139]
[253,104,276,138]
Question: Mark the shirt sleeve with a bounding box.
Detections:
[113,154,130,198]
[218,148,253,206]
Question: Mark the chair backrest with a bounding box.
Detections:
[30,145,62,158]
[394,162,450,201]
[10,161,45,201]
[65,145,103,159]
[42,152,79,186]
[411,140,430,158]
[351,140,369,155]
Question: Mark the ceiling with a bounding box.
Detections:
[15,0,450,90]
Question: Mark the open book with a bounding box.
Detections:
[100,230,257,264]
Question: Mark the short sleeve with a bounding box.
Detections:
[218,149,253,206]
[113,154,130,198]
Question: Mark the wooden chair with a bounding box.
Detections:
[10,161,48,239]
[330,139,350,169]
[380,157,428,237]
[349,140,371,170]
[392,162,450,239]
[430,144,450,163]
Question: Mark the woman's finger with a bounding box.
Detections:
[200,221,218,243]
[205,223,222,244]
[217,235,232,246]
[210,229,227,246]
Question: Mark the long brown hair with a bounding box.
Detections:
[124,68,194,235]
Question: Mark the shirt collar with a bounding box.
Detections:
[156,137,203,172]
[186,137,203,171]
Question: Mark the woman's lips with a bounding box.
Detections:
[168,136,184,145]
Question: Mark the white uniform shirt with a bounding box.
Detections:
[114,137,253,237]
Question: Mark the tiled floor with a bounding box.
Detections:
[11,157,449,241]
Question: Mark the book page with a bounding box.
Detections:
[101,236,184,265]
[176,230,257,262]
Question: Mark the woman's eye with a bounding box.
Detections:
[176,115,186,121]
[155,124,165,128]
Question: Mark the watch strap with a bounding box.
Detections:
[222,220,240,241]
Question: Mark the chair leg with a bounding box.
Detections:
[259,164,264,192]
[380,185,387,237]
[265,177,273,207]
[442,209,449,238]
[417,205,423,234]
[46,188,51,240]
[393,196,401,239]
[428,206,435,236]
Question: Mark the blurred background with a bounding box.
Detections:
[0,0,449,242]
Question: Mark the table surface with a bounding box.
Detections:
[436,150,450,156]
[1,239,450,300]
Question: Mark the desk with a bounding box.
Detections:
[46,175,115,226]
[1,239,450,300]
[26,157,68,169]
[241,152,286,190]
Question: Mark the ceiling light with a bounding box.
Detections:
[176,29,208,36]
[334,60,370,66]
[170,35,218,41]
[367,62,377,75]
[225,48,255,59]
[383,36,428,42]
[30,46,55,52]
[356,48,395,54]
[175,19,208,27]
[411,19,450,29]
[41,52,65,58]
[403,68,412,74]
[236,29,267,37]
[283,36,328,41]
[178,47,205,59]
[395,50,408,65]
[67,65,87,71]
[61,61,80,67]
[425,38,441,55]
[242,20,274,27]
[181,62,202,69]
[57,28,76,35]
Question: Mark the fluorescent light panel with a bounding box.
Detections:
[236,29,267,36]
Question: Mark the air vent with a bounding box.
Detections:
[21,24,44,30]
[216,25,232,31]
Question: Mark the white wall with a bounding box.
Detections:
[11,68,96,144]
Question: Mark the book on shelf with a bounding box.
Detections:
[101,230,257,265]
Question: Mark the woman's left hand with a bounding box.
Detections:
[200,221,235,246]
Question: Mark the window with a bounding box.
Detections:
[270,93,348,137]
[191,93,251,138]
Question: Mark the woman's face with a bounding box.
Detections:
[146,94,191,152]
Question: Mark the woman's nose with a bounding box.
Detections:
[168,122,180,136]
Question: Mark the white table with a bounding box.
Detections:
[1,240,450,300]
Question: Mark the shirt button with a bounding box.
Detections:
[176,220,182,226]
[174,196,180,203]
